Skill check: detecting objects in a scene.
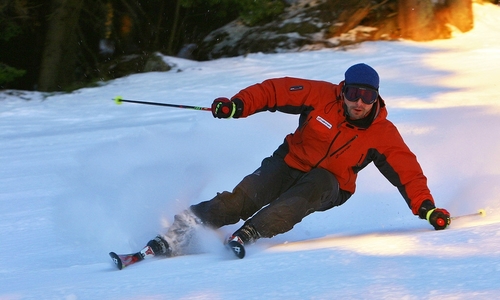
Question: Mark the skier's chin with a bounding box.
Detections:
[348,109,366,119]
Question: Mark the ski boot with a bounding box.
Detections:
[226,221,260,259]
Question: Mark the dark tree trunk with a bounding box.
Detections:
[167,0,182,55]
[38,0,84,91]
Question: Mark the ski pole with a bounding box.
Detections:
[451,209,486,220]
[113,96,211,111]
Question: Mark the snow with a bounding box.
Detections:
[1,3,500,299]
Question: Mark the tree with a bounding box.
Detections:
[0,0,43,89]
[397,0,473,41]
[445,0,473,32]
[38,0,84,92]
[397,0,434,40]
[0,10,26,87]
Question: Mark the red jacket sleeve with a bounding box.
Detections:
[231,77,339,117]
[372,122,435,215]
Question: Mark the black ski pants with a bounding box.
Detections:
[190,152,350,238]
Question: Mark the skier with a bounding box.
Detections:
[146,63,451,259]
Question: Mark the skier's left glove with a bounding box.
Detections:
[419,200,451,230]
[426,208,451,230]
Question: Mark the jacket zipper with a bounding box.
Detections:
[313,132,358,168]
[313,131,340,168]
[329,135,358,157]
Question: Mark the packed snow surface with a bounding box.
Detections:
[1,3,500,300]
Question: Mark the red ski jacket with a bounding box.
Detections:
[231,77,434,215]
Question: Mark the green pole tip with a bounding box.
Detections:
[114,96,123,105]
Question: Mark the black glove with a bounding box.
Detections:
[211,97,236,118]
[418,200,451,230]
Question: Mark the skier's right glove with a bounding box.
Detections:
[211,97,244,119]
[212,97,236,118]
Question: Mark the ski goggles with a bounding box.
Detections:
[343,85,379,105]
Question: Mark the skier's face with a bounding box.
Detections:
[343,96,374,120]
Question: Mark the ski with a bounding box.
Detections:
[109,245,155,270]
[109,252,142,270]
[226,236,246,259]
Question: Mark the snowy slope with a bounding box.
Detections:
[1,3,500,299]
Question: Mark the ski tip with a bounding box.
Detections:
[228,240,246,259]
[478,209,486,217]
[109,252,123,270]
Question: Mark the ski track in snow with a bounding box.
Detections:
[1,3,500,299]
